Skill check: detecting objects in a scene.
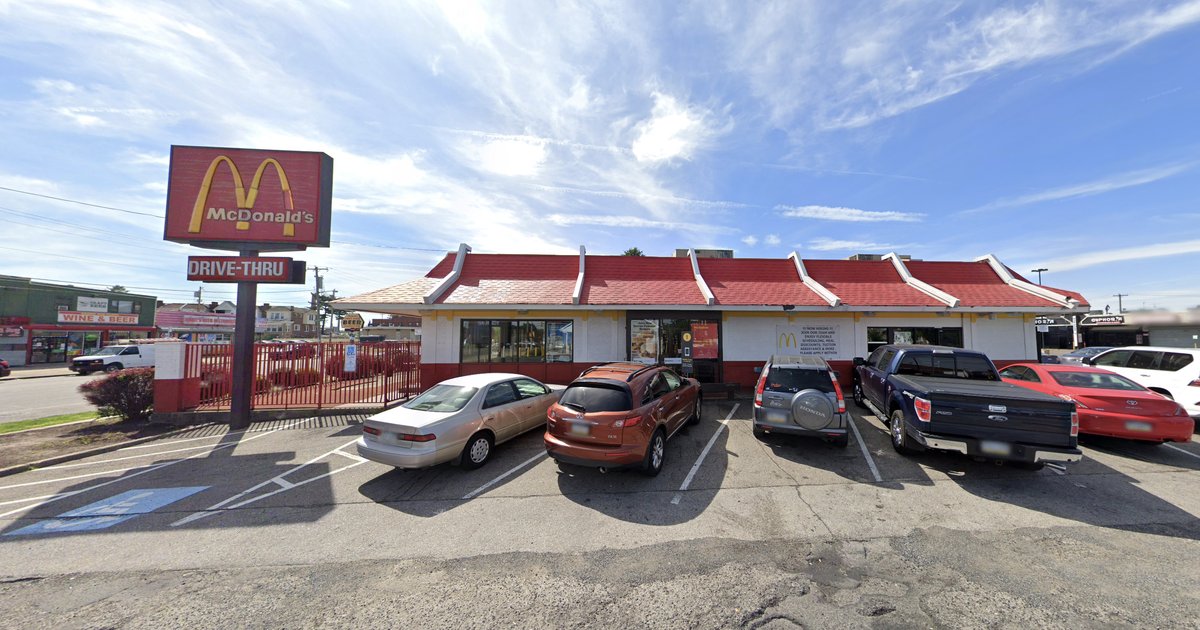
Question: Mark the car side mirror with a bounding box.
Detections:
[1081,357,1094,366]
[853,357,866,366]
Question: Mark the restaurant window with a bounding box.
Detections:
[867,327,963,353]
[460,319,572,364]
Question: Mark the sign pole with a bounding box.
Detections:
[230,249,259,430]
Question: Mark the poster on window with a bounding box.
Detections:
[630,319,659,363]
[691,322,718,359]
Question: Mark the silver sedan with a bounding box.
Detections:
[356,373,564,470]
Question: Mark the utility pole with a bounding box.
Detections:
[310,265,329,340]
[1113,293,1128,313]
[1031,268,1048,285]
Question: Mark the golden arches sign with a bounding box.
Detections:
[188,156,296,236]
[778,332,797,348]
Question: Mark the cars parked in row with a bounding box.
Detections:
[1057,346,1112,365]
[1000,363,1193,443]
[853,345,1081,469]
[752,354,849,447]
[356,373,563,470]
[544,362,701,476]
[1084,346,1200,419]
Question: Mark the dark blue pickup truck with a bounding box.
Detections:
[852,345,1082,469]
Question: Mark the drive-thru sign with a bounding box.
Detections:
[164,145,334,428]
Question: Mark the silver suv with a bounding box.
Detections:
[752,354,849,447]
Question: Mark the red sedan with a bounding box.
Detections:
[1000,363,1194,443]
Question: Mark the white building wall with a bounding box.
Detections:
[969,315,1034,360]
[723,315,857,361]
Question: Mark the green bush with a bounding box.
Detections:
[79,367,156,423]
[268,368,322,388]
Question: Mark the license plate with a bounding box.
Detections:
[1125,421,1153,432]
[765,411,787,423]
[980,440,1011,456]
[569,422,590,437]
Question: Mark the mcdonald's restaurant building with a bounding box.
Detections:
[336,246,1090,392]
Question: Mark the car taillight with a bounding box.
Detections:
[754,369,768,405]
[1070,411,1079,437]
[1055,393,1089,409]
[614,413,642,429]
[399,433,436,442]
[829,372,845,413]
[363,426,381,436]
[914,397,931,423]
[1188,377,1200,387]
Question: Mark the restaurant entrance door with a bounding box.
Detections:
[627,312,722,383]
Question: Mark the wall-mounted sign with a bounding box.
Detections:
[164,146,333,250]
[76,296,109,313]
[691,322,718,359]
[186,256,305,283]
[776,325,841,357]
[1082,314,1126,326]
[0,326,24,337]
[680,331,694,376]
[630,319,659,363]
[342,313,364,331]
[57,311,139,325]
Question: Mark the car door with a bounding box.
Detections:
[863,348,896,408]
[511,378,554,433]
[120,346,143,367]
[643,372,672,429]
[480,381,522,443]
[1158,352,1198,399]
[661,370,688,431]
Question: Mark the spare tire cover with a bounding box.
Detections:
[790,389,835,430]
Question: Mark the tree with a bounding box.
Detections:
[622,247,645,256]
[108,285,128,293]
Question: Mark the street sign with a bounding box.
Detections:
[344,344,357,372]
[342,313,364,332]
[1081,314,1126,326]
[1036,325,1050,333]
[680,331,694,376]
[186,256,306,283]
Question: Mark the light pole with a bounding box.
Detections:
[1031,268,1048,284]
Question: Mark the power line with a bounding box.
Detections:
[0,185,164,218]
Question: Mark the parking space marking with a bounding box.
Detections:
[1164,443,1200,460]
[6,487,208,536]
[672,403,739,505]
[171,439,366,527]
[0,419,306,520]
[846,415,883,483]
[32,441,232,472]
[462,451,548,500]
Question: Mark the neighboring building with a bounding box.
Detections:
[674,248,733,259]
[289,306,319,338]
[336,245,1089,391]
[0,275,157,366]
[363,314,421,341]
[1129,310,1200,349]
[156,302,236,342]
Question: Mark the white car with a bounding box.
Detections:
[356,373,564,470]
[69,344,156,374]
[1087,346,1200,419]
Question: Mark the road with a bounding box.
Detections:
[0,373,103,424]
[0,403,1196,627]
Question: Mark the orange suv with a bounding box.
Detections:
[544,363,701,476]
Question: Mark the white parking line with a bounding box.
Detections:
[462,451,548,500]
[171,439,366,527]
[671,403,739,505]
[846,415,883,483]
[1164,443,1200,460]
[0,419,306,520]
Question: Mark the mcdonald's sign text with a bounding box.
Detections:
[187,256,305,283]
[164,145,332,249]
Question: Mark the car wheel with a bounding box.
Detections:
[104,363,122,373]
[852,382,866,408]
[688,398,702,426]
[889,409,916,455]
[641,429,666,477]
[460,432,494,470]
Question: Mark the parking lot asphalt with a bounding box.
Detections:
[1,403,1198,628]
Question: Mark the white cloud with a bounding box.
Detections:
[778,205,924,222]
[545,213,723,233]
[808,238,901,252]
[964,162,1195,214]
[1033,238,1200,272]
[741,235,758,246]
[631,92,718,164]
[476,138,548,177]
[764,234,781,246]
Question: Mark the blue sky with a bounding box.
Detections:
[1,1,1199,312]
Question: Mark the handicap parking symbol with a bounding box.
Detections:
[6,487,208,536]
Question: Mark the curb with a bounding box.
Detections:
[3,373,74,381]
[1,415,117,437]
[0,422,219,479]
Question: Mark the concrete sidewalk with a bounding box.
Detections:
[3,365,75,380]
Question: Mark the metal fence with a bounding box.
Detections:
[186,340,421,411]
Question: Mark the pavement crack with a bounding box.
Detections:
[0,576,44,584]
[792,485,836,539]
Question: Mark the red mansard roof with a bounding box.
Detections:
[580,256,704,305]
[804,260,943,306]
[906,261,1062,308]
[698,258,827,306]
[436,254,577,305]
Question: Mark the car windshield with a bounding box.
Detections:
[895,353,999,381]
[401,385,478,412]
[1049,371,1145,391]
[559,383,632,413]
[765,368,833,393]
[92,347,125,356]
[1065,347,1109,358]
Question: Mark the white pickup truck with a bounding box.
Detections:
[69,344,156,374]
